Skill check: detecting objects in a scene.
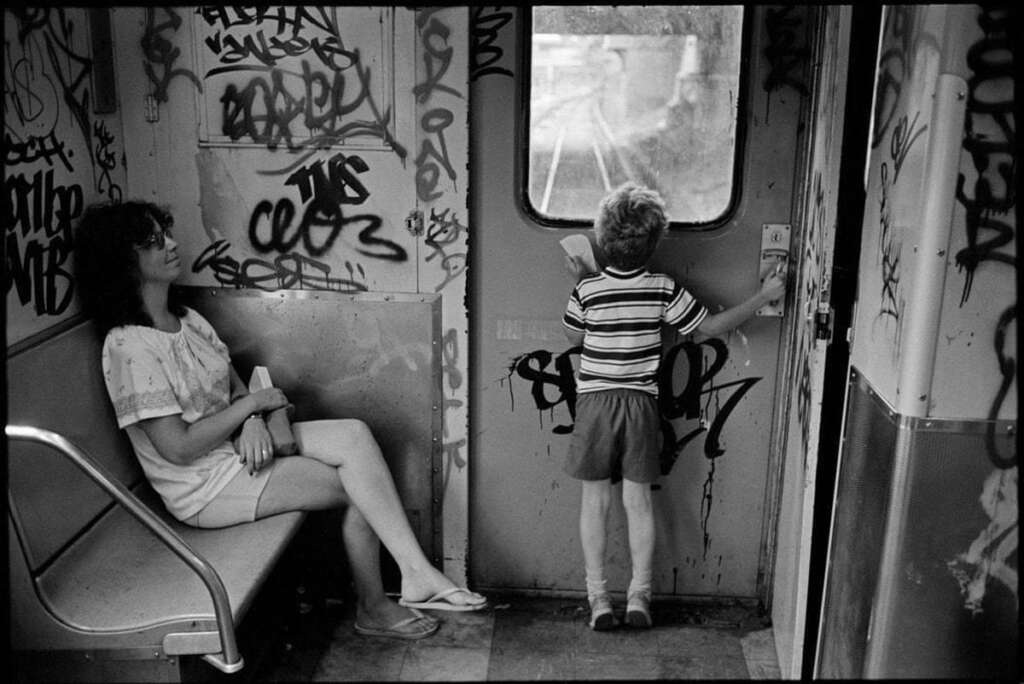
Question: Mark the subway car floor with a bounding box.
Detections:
[235,593,781,681]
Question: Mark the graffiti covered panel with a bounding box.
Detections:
[849,6,945,404]
[4,8,127,345]
[930,5,1016,423]
[192,6,399,153]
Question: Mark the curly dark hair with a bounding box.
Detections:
[594,182,668,271]
[73,200,186,334]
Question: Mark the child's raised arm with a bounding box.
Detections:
[696,265,787,337]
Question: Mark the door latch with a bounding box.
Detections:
[756,223,791,317]
[814,304,835,342]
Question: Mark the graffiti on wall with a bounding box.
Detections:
[871,6,939,150]
[142,7,201,103]
[198,6,404,154]
[508,337,762,557]
[413,8,469,298]
[410,8,470,499]
[248,152,406,262]
[470,6,513,81]
[4,8,122,325]
[945,5,1017,618]
[955,5,1016,467]
[169,7,421,290]
[874,161,905,353]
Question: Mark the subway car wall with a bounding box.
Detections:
[3,5,1016,681]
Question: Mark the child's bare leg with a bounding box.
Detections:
[580,479,613,595]
[580,479,619,629]
[622,478,654,626]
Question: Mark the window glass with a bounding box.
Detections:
[528,6,744,226]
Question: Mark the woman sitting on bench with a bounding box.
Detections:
[74,200,486,640]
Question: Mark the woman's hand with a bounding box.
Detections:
[237,388,288,474]
[236,416,273,475]
[248,387,288,413]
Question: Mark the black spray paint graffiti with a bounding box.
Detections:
[871,6,940,150]
[470,6,513,81]
[5,7,122,203]
[191,238,367,292]
[889,110,927,184]
[200,6,356,72]
[955,5,1015,307]
[509,339,761,558]
[204,7,406,156]
[875,162,904,347]
[4,8,121,317]
[762,7,809,102]
[508,339,761,465]
[4,171,82,316]
[248,152,406,262]
[986,307,1016,469]
[657,339,762,468]
[956,6,1016,470]
[414,9,462,203]
[424,207,467,292]
[508,347,580,435]
[793,171,828,458]
[441,327,467,493]
[141,7,202,103]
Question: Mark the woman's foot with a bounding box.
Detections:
[588,593,619,631]
[400,568,487,611]
[355,597,439,640]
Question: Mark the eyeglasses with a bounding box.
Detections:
[137,227,172,250]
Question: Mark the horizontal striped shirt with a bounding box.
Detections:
[563,267,708,395]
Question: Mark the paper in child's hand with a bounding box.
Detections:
[560,234,599,275]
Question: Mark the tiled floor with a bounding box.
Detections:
[255,595,781,681]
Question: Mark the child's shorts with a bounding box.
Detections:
[564,389,662,483]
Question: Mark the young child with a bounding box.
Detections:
[562,182,786,630]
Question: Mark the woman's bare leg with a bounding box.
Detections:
[289,419,483,606]
[255,455,422,629]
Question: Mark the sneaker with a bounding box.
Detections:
[588,593,619,631]
[625,591,652,628]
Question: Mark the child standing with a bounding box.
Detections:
[562,183,786,630]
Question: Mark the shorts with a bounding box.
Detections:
[183,460,278,528]
[564,389,662,483]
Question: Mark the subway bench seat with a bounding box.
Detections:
[8,320,306,682]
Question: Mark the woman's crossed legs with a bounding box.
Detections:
[255,419,485,632]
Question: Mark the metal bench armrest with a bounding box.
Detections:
[6,425,244,673]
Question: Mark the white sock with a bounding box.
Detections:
[627,569,652,599]
[585,570,608,599]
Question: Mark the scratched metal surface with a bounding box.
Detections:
[182,287,444,562]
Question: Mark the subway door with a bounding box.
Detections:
[470,7,814,598]
[112,7,472,581]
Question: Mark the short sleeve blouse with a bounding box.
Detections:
[102,307,245,520]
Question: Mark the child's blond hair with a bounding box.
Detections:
[594,183,667,270]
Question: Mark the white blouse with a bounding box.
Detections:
[102,307,245,520]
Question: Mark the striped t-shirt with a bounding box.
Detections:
[563,267,708,395]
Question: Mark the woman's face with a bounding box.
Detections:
[134,218,181,285]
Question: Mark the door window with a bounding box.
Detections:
[526,5,745,227]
